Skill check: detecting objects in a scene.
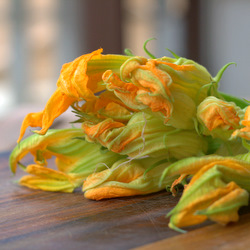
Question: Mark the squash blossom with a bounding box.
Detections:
[197,96,243,140]
[10,129,124,192]
[102,55,215,130]
[9,41,250,233]
[17,49,130,142]
[160,155,250,232]
[83,157,175,200]
[81,112,207,159]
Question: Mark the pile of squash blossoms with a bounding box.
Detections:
[9,42,250,233]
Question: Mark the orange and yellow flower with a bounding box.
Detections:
[10,128,124,192]
[10,44,250,234]
[197,96,243,140]
[160,155,250,232]
[17,49,130,142]
[83,157,173,200]
[81,112,207,159]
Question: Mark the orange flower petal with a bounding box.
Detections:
[103,70,172,120]
[198,98,240,131]
[57,48,103,101]
[18,89,76,142]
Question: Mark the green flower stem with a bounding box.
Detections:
[219,91,249,109]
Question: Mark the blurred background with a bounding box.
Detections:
[0,0,250,151]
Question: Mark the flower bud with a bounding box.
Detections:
[197,96,243,140]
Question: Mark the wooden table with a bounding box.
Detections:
[1,151,250,250]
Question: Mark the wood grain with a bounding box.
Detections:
[0,152,249,250]
[0,152,180,250]
[135,213,250,250]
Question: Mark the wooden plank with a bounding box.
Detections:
[1,151,250,249]
[135,213,250,250]
[0,153,180,249]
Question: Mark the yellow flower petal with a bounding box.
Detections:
[197,187,249,225]
[169,181,245,229]
[161,155,250,184]
[20,164,77,192]
[75,90,133,122]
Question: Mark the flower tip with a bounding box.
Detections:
[168,222,187,234]
[124,48,134,57]
[213,62,237,84]
[165,48,180,59]
[143,38,157,59]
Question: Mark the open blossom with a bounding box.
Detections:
[197,96,243,140]
[17,49,130,142]
[160,155,250,232]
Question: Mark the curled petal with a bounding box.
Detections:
[75,91,133,122]
[121,57,172,98]
[103,70,172,121]
[18,89,76,142]
[20,164,77,193]
[58,48,103,100]
[169,180,248,230]
[18,50,130,142]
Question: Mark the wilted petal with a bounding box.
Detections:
[160,155,250,185]
[17,49,130,141]
[17,89,76,142]
[168,180,247,231]
[20,164,77,192]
